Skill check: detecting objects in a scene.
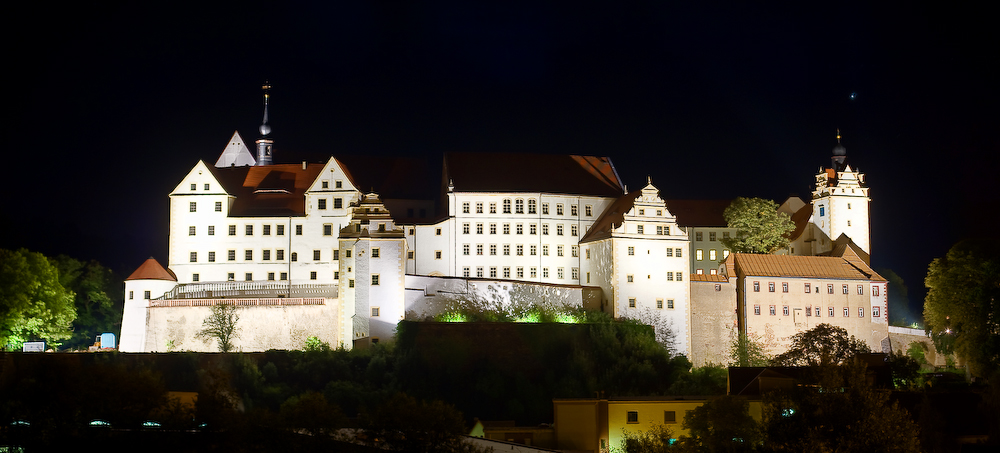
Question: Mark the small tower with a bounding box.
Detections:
[255,81,274,166]
[811,131,871,255]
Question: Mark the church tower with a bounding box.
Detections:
[255,81,274,166]
[811,131,871,255]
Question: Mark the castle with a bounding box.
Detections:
[120,87,887,363]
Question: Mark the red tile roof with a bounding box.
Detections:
[690,273,729,282]
[443,152,624,197]
[664,199,733,227]
[579,190,641,243]
[125,258,176,281]
[207,163,325,217]
[787,204,813,240]
[732,253,884,281]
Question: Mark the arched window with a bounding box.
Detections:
[503,199,512,214]
[291,252,298,262]
[528,199,537,214]
[515,199,524,214]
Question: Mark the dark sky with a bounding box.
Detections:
[6,2,997,321]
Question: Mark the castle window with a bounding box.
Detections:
[490,203,497,214]
[332,250,339,260]
[859,307,865,318]
[638,209,644,215]
[586,248,591,259]
[463,244,470,255]
[571,205,578,216]
[503,199,512,214]
[572,267,579,279]
[677,272,683,281]
[334,198,343,209]
[804,283,811,292]
[276,250,284,260]
[753,281,760,292]
[572,246,579,257]
[783,306,789,316]
[629,298,636,308]
[847,220,852,226]
[782,282,788,293]
[667,299,674,309]
[190,183,196,191]
[518,267,524,278]
[627,275,634,283]
[263,225,271,235]
[842,284,849,294]
[477,267,484,278]
[296,225,302,235]
[557,224,564,236]
[246,225,253,235]
[477,244,484,255]
[335,180,342,188]
[245,250,253,260]
[280,272,287,281]
[709,250,717,261]
[503,267,511,278]
[263,250,271,261]
[696,249,703,261]
[208,252,215,262]
[189,226,196,236]
[435,250,442,259]
[542,245,549,256]
[872,285,879,296]
[318,199,327,210]
[585,205,592,216]
[843,307,849,317]
[715,283,721,290]
[313,250,321,261]
[695,232,703,241]
[462,202,470,214]
[477,223,484,234]
[723,250,730,259]
[827,284,834,294]
[665,248,673,257]
[129,291,133,300]
[806,305,812,316]
[408,251,414,259]
[228,250,236,261]
[816,307,821,317]
[675,248,682,257]
[857,285,864,295]
[754,305,761,315]
[189,252,197,263]
[503,245,510,256]
[476,202,483,213]
[227,273,234,281]
[322,181,328,189]
[710,232,717,241]
[637,225,644,234]
[245,273,253,281]
[515,199,524,214]
[819,206,825,216]
[215,202,222,212]
[542,203,549,215]
[463,267,470,277]
[769,305,776,316]
[627,411,639,423]
[667,272,674,281]
[586,272,590,283]
[530,224,537,235]
[543,268,549,278]
[626,246,634,256]
[409,228,414,236]
[530,245,537,256]
[848,203,851,209]
[872,306,880,317]
[208,226,215,236]
[528,199,537,214]
[463,223,470,234]
[530,267,537,278]
[372,248,380,258]
[503,223,510,234]
[267,272,274,281]
[144,290,151,299]
[557,268,564,279]
[556,204,564,215]
[557,245,564,256]
[490,267,497,278]
[371,307,380,317]
[372,275,380,285]
[723,231,730,239]
[657,299,663,309]
[769,282,775,292]
[189,201,197,212]
[517,224,523,234]
[490,244,497,256]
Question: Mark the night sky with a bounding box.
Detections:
[6,2,997,322]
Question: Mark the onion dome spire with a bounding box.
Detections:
[255,81,274,165]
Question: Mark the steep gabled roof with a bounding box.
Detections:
[665,199,732,227]
[214,131,256,167]
[126,258,176,281]
[732,253,885,281]
[444,152,624,197]
[787,203,813,241]
[579,190,642,243]
[206,163,325,216]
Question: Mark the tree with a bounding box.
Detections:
[720,197,795,254]
[730,331,771,367]
[0,248,77,349]
[923,239,1000,378]
[770,323,870,367]
[681,395,762,453]
[51,255,123,350]
[359,392,469,453]
[615,424,676,453]
[197,303,241,352]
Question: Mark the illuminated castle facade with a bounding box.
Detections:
[120,89,886,360]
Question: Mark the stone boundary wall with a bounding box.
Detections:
[144,301,340,352]
[887,326,948,367]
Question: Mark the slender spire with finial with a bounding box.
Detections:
[836,128,841,143]
[255,81,274,166]
[831,128,847,171]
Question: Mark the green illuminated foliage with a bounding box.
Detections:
[720,197,795,254]
[923,239,1000,378]
[770,323,870,367]
[0,248,77,349]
